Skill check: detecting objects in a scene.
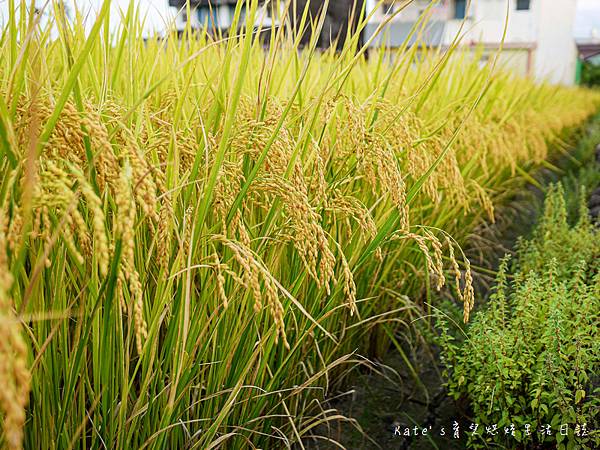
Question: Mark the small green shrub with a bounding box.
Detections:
[440,184,600,449]
[582,61,600,87]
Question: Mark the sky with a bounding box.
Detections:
[106,0,175,34]
[1,0,600,39]
[574,0,600,39]
[0,1,176,35]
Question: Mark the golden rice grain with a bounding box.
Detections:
[394,232,439,289]
[129,268,147,354]
[76,172,110,277]
[0,210,30,450]
[115,162,148,353]
[445,235,464,303]
[423,230,445,291]
[213,252,229,309]
[6,206,22,253]
[328,191,377,242]
[462,260,475,323]
[470,180,495,223]
[153,170,172,270]
[339,249,357,316]
[337,99,410,229]
[251,176,335,292]
[215,236,288,348]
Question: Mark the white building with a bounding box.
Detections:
[365,0,580,85]
[169,0,284,33]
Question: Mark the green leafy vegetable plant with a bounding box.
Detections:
[441,184,600,449]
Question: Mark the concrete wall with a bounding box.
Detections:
[366,0,578,85]
[367,1,540,45]
[444,0,538,44]
[367,0,451,22]
[478,47,532,77]
[533,0,578,85]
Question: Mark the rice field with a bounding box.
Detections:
[1,1,599,449]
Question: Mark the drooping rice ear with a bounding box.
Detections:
[0,210,30,450]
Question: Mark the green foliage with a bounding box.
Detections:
[581,61,600,87]
[440,184,600,449]
[1,1,599,448]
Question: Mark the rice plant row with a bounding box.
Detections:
[0,1,599,448]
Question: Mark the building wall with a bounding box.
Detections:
[476,47,532,77]
[171,1,363,48]
[367,0,450,22]
[442,0,538,79]
[533,0,578,85]
[366,0,578,85]
[443,0,538,45]
[448,0,577,84]
[217,5,233,29]
[171,1,271,32]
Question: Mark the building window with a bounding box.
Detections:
[382,2,394,15]
[198,6,220,28]
[454,0,467,19]
[516,0,530,11]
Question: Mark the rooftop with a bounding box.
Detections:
[576,39,600,60]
